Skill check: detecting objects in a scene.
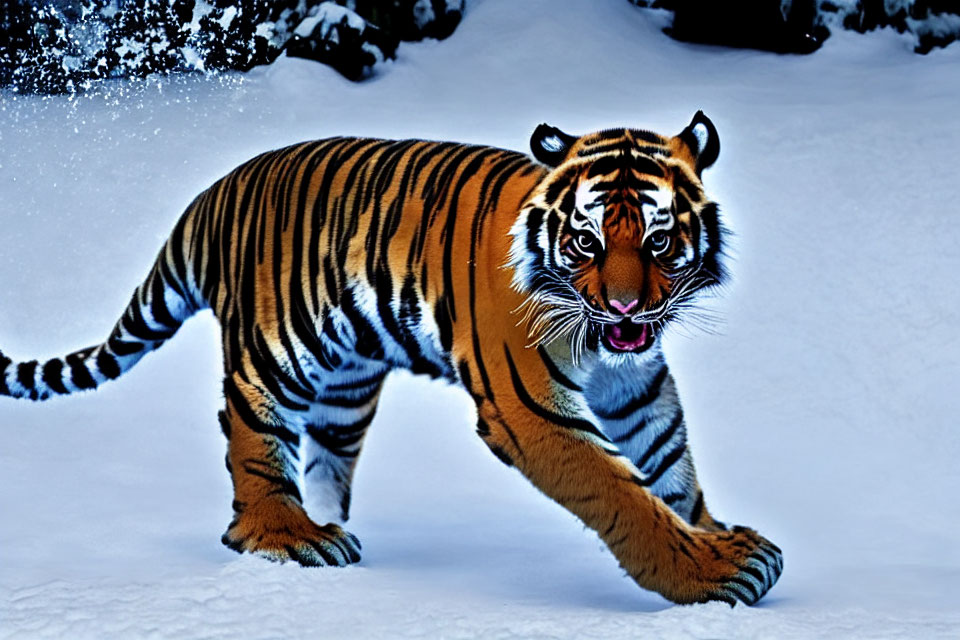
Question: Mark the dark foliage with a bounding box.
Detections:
[668,0,825,54]
[835,0,960,53]
[286,6,399,81]
[630,0,959,55]
[0,0,463,94]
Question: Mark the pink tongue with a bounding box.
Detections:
[609,323,648,349]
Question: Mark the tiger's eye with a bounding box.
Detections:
[648,231,669,252]
[575,232,599,255]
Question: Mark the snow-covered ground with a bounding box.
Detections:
[2,0,959,637]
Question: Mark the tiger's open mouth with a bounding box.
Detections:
[602,320,655,353]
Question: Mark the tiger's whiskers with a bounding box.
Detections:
[513,267,724,364]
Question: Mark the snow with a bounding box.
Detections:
[412,0,437,31]
[295,2,367,38]
[216,6,238,32]
[909,12,960,39]
[188,0,215,36]
[2,0,959,637]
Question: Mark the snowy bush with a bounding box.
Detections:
[826,0,960,53]
[630,0,959,54]
[286,2,398,80]
[664,0,826,54]
[0,0,464,94]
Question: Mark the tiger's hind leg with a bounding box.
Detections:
[302,364,387,525]
[219,372,361,567]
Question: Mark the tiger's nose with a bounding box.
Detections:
[609,298,639,315]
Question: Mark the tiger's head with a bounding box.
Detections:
[509,112,728,364]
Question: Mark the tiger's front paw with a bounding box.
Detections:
[694,525,783,606]
[221,496,362,567]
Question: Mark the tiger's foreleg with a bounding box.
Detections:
[472,350,781,605]
[586,358,726,532]
[219,372,361,566]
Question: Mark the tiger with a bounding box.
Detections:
[0,111,782,606]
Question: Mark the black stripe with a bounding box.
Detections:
[728,576,760,602]
[306,540,339,565]
[585,155,623,178]
[65,352,97,390]
[611,417,648,444]
[224,378,299,445]
[323,254,340,308]
[326,372,385,392]
[284,544,319,567]
[254,153,279,266]
[211,164,236,305]
[340,288,385,360]
[739,564,767,589]
[16,360,37,391]
[108,326,143,356]
[95,349,122,380]
[585,128,629,143]
[641,442,686,487]
[168,211,191,299]
[306,413,376,456]
[372,264,407,356]
[290,286,336,371]
[636,409,685,471]
[310,411,376,442]
[123,293,173,341]
[544,169,574,206]
[309,428,366,452]
[503,345,609,441]
[150,271,179,329]
[592,365,668,420]
[629,129,665,144]
[676,540,697,564]
[241,463,303,503]
[632,155,665,178]
[0,352,11,396]
[321,314,345,348]
[404,143,458,267]
[434,293,454,354]
[42,359,69,395]
[317,387,379,409]
[689,490,705,525]
[524,207,545,258]
[536,346,582,392]
[602,511,621,537]
[458,359,481,402]
[475,416,490,436]
[249,328,311,411]
[544,210,561,269]
[218,409,231,438]
[191,190,213,302]
[158,255,190,309]
[487,444,514,467]
[439,149,493,326]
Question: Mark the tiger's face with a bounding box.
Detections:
[509,112,727,363]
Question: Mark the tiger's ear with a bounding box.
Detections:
[677,111,720,175]
[530,124,578,167]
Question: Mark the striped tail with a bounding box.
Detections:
[0,216,204,402]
